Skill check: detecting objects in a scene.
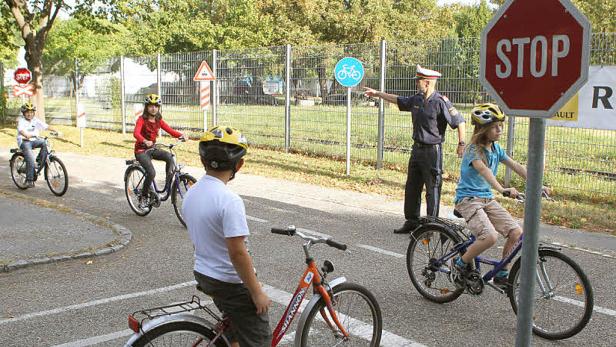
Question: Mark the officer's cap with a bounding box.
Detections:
[415,65,441,80]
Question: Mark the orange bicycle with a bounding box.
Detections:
[125,225,383,346]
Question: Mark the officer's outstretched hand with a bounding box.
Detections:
[363,87,378,98]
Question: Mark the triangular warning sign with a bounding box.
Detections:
[193,61,216,81]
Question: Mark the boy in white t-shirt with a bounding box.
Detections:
[16,102,56,188]
[182,126,271,347]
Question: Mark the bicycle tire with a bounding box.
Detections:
[45,156,69,196]
[130,320,229,347]
[299,282,382,347]
[172,173,196,227]
[9,153,28,190]
[124,165,152,217]
[508,248,594,340]
[406,225,464,303]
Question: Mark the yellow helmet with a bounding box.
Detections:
[199,126,248,171]
[471,103,505,126]
[144,93,162,106]
[21,102,36,113]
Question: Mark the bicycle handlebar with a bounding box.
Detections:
[271,225,347,251]
[502,190,553,202]
[144,138,186,152]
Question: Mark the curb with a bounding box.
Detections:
[0,190,132,273]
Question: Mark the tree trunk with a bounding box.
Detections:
[25,46,46,120]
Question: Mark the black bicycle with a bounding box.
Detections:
[124,140,196,227]
[9,134,69,196]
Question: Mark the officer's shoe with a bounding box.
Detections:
[393,220,419,234]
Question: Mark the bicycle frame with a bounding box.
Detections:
[128,143,185,201]
[271,259,349,346]
[436,233,524,284]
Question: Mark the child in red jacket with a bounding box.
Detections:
[133,94,184,207]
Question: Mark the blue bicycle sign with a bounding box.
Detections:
[334,57,364,87]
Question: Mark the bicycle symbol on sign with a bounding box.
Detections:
[336,64,362,81]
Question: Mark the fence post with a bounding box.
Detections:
[212,49,218,126]
[156,53,162,97]
[74,59,80,127]
[0,62,4,123]
[505,116,516,187]
[120,56,127,134]
[285,44,292,152]
[377,39,387,169]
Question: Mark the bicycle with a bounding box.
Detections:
[9,133,69,196]
[124,225,383,346]
[124,140,196,227]
[405,193,594,340]
[336,64,362,81]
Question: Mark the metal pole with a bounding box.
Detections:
[285,44,292,152]
[156,53,162,137]
[212,50,218,126]
[504,115,516,187]
[346,87,352,176]
[515,117,546,347]
[377,39,387,169]
[74,59,80,128]
[120,56,127,134]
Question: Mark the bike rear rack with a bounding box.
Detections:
[419,215,470,241]
[128,295,220,333]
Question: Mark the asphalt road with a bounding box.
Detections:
[0,150,614,346]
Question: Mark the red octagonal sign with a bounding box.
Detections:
[13,67,32,84]
[480,0,591,118]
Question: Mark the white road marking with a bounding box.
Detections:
[50,329,134,347]
[357,244,405,258]
[247,215,268,223]
[555,296,616,317]
[297,227,331,239]
[262,284,423,346]
[0,281,197,326]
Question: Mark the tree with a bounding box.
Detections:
[42,18,127,95]
[3,0,64,119]
[453,0,493,39]
[0,6,19,66]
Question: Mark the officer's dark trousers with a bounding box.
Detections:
[404,143,443,221]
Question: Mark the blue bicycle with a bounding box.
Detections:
[124,141,196,227]
[405,194,593,340]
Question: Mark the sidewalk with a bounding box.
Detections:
[0,190,131,272]
[1,148,615,266]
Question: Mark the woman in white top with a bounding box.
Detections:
[16,102,55,187]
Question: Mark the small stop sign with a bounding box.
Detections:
[14,67,32,84]
[479,0,591,117]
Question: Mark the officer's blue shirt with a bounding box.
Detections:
[455,143,509,203]
[397,91,465,144]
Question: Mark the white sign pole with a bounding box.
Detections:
[346,87,351,176]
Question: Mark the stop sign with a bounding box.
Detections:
[480,0,591,117]
[13,67,32,84]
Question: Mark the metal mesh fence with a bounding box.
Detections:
[22,33,615,198]
[216,46,287,149]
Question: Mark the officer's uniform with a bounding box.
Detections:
[396,66,465,229]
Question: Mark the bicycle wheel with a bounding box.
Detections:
[125,166,152,216]
[9,153,28,189]
[509,249,594,340]
[130,320,229,347]
[406,226,464,303]
[172,173,196,227]
[299,282,382,347]
[45,156,69,196]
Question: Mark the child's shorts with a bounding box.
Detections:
[455,197,520,240]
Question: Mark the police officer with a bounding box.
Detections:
[364,65,466,233]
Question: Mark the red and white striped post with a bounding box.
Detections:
[200,81,211,131]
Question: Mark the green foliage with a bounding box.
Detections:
[42,18,126,77]
[453,0,493,39]
[0,6,18,66]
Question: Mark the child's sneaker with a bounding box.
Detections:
[493,270,509,288]
[449,256,470,288]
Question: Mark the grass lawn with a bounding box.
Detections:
[0,123,614,235]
